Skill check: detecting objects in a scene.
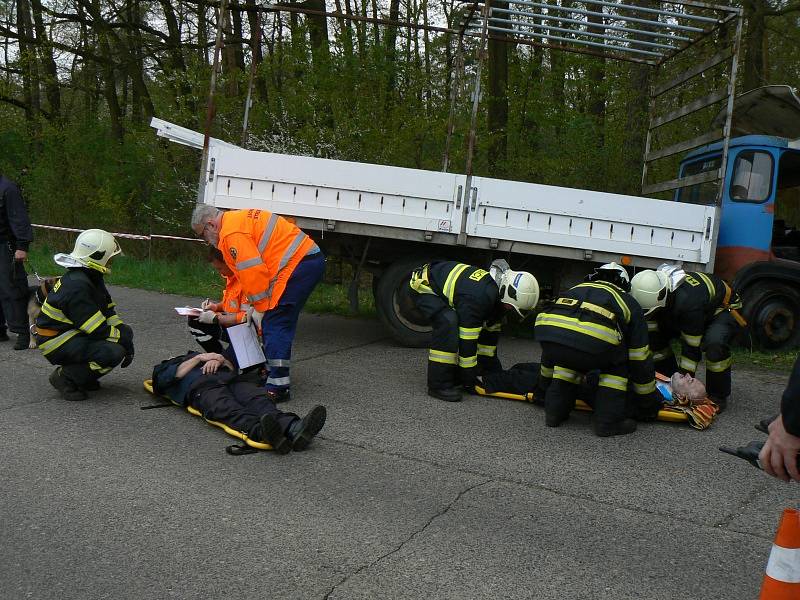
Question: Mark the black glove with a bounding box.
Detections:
[121,351,134,368]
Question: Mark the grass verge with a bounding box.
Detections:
[26,245,376,318]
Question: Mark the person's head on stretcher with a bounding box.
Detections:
[670,372,707,401]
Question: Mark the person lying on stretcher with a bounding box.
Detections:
[479,363,719,429]
[151,351,326,454]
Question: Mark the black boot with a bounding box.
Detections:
[13,333,30,350]
[428,387,462,402]
[266,388,291,404]
[258,414,291,455]
[288,405,327,451]
[0,329,8,342]
[594,418,637,437]
[48,368,88,401]
[710,396,728,413]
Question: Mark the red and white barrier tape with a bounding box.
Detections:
[32,223,203,243]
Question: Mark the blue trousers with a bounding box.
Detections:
[260,251,325,391]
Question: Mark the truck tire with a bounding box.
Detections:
[741,281,800,350]
[374,257,433,347]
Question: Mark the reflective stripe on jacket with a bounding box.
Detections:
[221,275,249,323]
[218,209,317,311]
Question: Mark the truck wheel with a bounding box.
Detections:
[742,282,800,350]
[374,258,432,347]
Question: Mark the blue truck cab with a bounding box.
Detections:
[675,88,800,348]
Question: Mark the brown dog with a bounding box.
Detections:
[27,277,58,349]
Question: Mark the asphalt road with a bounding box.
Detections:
[2,284,799,600]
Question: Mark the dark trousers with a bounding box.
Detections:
[187,316,226,354]
[259,251,325,392]
[44,335,127,388]
[0,243,29,335]
[412,291,460,390]
[540,342,628,427]
[190,379,299,439]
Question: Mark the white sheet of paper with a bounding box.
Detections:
[226,322,266,369]
[174,306,203,316]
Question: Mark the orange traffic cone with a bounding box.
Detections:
[760,508,800,599]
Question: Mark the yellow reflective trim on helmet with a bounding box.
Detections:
[573,282,631,323]
[41,301,73,325]
[678,356,698,372]
[706,356,732,372]
[628,346,650,361]
[443,264,470,305]
[598,373,628,391]
[553,366,581,385]
[38,329,80,355]
[535,313,621,345]
[681,332,703,348]
[80,311,106,334]
[458,326,481,340]
[459,355,478,368]
[633,380,657,394]
[428,349,458,365]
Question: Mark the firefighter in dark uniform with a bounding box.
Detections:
[0,172,34,350]
[534,263,660,437]
[35,229,134,401]
[630,265,745,412]
[410,260,540,402]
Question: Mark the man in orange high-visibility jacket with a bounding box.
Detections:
[192,205,325,403]
[189,247,251,353]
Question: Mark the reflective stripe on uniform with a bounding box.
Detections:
[580,301,616,321]
[443,264,470,305]
[484,322,503,332]
[651,347,673,362]
[39,329,80,355]
[573,282,631,323]
[706,356,732,372]
[695,272,716,299]
[540,365,554,379]
[258,232,309,303]
[80,311,106,334]
[628,346,650,361]
[266,376,290,386]
[647,321,659,332]
[237,256,263,270]
[41,302,73,324]
[89,361,112,374]
[459,355,478,368]
[106,314,123,326]
[633,380,657,395]
[268,359,291,367]
[681,331,703,348]
[459,326,481,340]
[679,355,698,372]
[429,349,458,365]
[249,289,269,303]
[535,313,621,345]
[258,213,280,254]
[599,373,628,391]
[477,344,496,356]
[553,366,581,385]
[106,326,120,343]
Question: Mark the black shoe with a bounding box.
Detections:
[289,405,327,451]
[545,412,569,427]
[258,414,291,455]
[710,396,728,413]
[13,334,30,350]
[545,399,572,427]
[82,380,101,391]
[0,330,8,342]
[266,388,291,404]
[48,368,88,401]
[594,418,637,437]
[428,387,462,402]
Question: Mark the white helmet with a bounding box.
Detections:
[54,229,122,274]
[499,270,540,316]
[630,269,669,315]
[588,262,630,291]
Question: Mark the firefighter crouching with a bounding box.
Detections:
[534,263,660,437]
[410,260,540,402]
[35,229,134,401]
[630,264,745,412]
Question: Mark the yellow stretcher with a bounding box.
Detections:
[143,379,275,451]
[473,385,688,424]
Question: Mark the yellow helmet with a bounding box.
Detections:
[55,229,122,274]
[499,270,540,316]
[630,269,669,315]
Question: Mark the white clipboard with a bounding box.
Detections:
[226,322,266,369]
